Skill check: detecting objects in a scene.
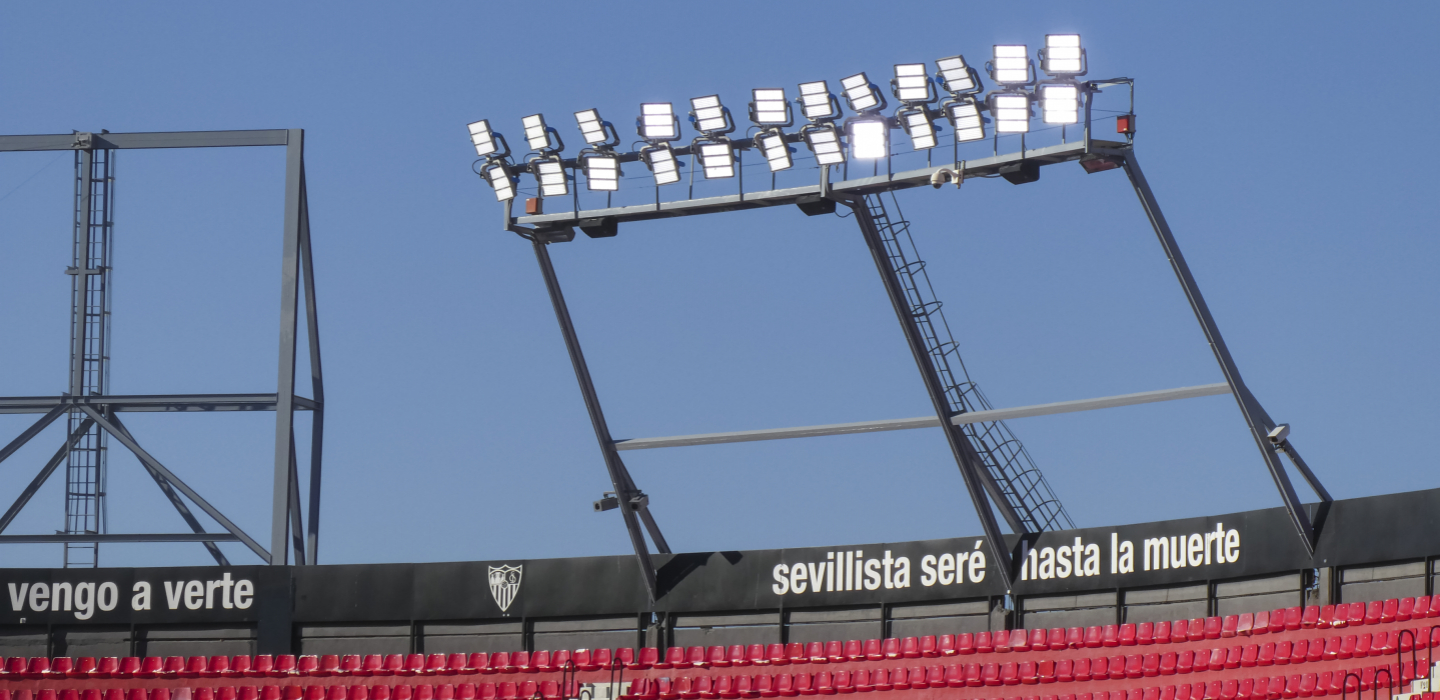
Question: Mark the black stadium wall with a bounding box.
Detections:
[2,488,1439,659]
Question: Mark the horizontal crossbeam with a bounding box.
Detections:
[0,130,291,152]
[516,140,1128,228]
[0,533,241,543]
[613,382,1231,451]
[0,394,319,414]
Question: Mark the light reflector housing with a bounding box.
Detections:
[849,118,888,159]
[756,131,792,172]
[944,98,986,142]
[468,120,499,157]
[841,73,883,112]
[991,93,1031,133]
[522,114,553,152]
[1042,34,1085,75]
[899,108,937,150]
[690,95,732,134]
[935,55,979,94]
[640,103,679,141]
[798,81,839,122]
[751,88,790,125]
[533,156,568,197]
[802,125,845,165]
[1040,84,1080,124]
[992,45,1031,85]
[893,64,932,103]
[584,154,620,191]
[575,109,611,146]
[642,145,682,185]
[481,162,514,201]
[697,141,735,179]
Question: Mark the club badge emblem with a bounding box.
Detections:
[488,564,523,612]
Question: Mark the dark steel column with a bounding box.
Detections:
[839,194,1017,590]
[1120,152,1328,554]
[532,240,665,602]
[299,172,325,565]
[271,129,304,564]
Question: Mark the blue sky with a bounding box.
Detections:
[0,2,1436,569]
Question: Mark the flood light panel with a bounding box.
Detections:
[901,110,937,150]
[894,64,931,103]
[1041,85,1079,124]
[757,131,792,172]
[698,142,735,179]
[752,88,790,125]
[691,95,730,134]
[482,162,514,201]
[841,73,882,112]
[1043,34,1084,75]
[945,99,986,142]
[798,81,838,121]
[522,114,552,151]
[575,109,610,145]
[992,93,1030,133]
[643,145,681,185]
[468,120,499,157]
[803,125,845,165]
[936,55,978,94]
[534,157,568,197]
[640,103,678,141]
[850,119,888,159]
[584,155,620,191]
[993,45,1031,84]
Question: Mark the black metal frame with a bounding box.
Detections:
[0,129,323,566]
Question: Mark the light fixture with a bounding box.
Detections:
[750,88,792,127]
[690,95,734,135]
[696,140,735,179]
[797,81,840,122]
[467,120,507,158]
[989,93,1031,133]
[935,55,980,95]
[943,98,986,142]
[522,114,563,153]
[531,155,569,197]
[638,103,679,142]
[892,64,934,104]
[840,73,886,113]
[898,108,938,150]
[583,154,620,191]
[801,124,845,165]
[755,130,792,172]
[642,144,682,185]
[848,118,888,159]
[481,161,515,201]
[575,109,619,148]
[1040,34,1086,76]
[1040,84,1080,124]
[990,45,1033,85]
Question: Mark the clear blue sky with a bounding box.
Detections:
[1,2,1436,569]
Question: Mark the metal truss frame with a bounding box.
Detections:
[0,129,324,566]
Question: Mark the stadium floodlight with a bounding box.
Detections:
[480,161,515,202]
[935,55,981,95]
[989,93,1032,133]
[641,144,682,185]
[755,130,792,172]
[690,95,735,136]
[522,114,563,153]
[848,117,888,159]
[467,119,509,159]
[583,154,620,191]
[696,140,735,179]
[638,102,680,142]
[1040,84,1080,124]
[1040,34,1086,76]
[800,124,845,165]
[840,73,887,113]
[892,64,935,104]
[898,108,938,150]
[750,88,792,127]
[531,155,569,197]
[990,45,1033,85]
[942,97,986,142]
[575,109,620,149]
[797,81,841,123]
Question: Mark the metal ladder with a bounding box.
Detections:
[862,191,1074,532]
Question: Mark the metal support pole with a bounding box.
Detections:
[532,239,667,602]
[271,129,305,565]
[837,194,1017,590]
[299,178,325,565]
[1120,152,1327,555]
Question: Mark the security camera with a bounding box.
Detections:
[593,494,619,512]
[930,168,962,189]
[1267,424,1290,446]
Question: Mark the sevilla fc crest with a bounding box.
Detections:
[488,564,523,612]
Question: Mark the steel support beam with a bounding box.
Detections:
[271,129,305,565]
[839,194,1019,590]
[532,239,668,603]
[0,394,318,414]
[0,130,291,152]
[0,534,241,543]
[108,414,228,566]
[0,418,94,534]
[0,404,67,465]
[1120,152,1329,555]
[299,183,326,565]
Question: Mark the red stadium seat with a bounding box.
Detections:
[1365,602,1384,626]
[1038,659,1056,683]
[587,648,611,671]
[618,648,641,670]
[1382,599,1399,623]
[902,637,921,659]
[134,657,160,679]
[1091,656,1109,680]
[539,681,559,700]
[1086,627,1104,648]
[982,663,1001,686]
[688,646,709,668]
[1161,652,1178,675]
[1000,662,1019,685]
[1050,629,1068,649]
[272,655,298,677]
[727,645,747,667]
[1017,660,1037,684]
[1276,640,1295,665]
[69,657,96,678]
[1120,624,1137,646]
[181,656,207,678]
[1420,595,1437,619]
[1056,659,1074,682]
[707,646,728,668]
[518,683,537,700]
[97,656,121,678]
[1074,657,1092,682]
[1221,616,1239,638]
[1143,654,1160,677]
[1203,617,1222,640]
[657,647,684,670]
[958,633,976,655]
[963,663,983,687]
[1005,629,1025,653]
[763,645,786,667]
[921,635,939,658]
[1111,655,1128,680]
[848,640,867,662]
[756,675,777,698]
[349,688,369,700]
[833,670,853,694]
[785,644,805,665]
[802,643,823,664]
[1301,606,1320,629]
[1237,614,1254,637]
[978,631,995,653]
[1398,598,1417,622]
[1344,604,1363,627]
[1030,628,1049,651]
[497,683,517,700]
[736,675,755,698]
[1264,611,1284,635]
[776,674,796,697]
[793,672,813,695]
[1104,625,1121,647]
[294,656,318,676]
[512,652,533,674]
[1225,646,1242,669]
[1280,608,1300,631]
[529,650,552,673]
[880,639,900,660]
[1155,621,1172,644]
[1175,650,1192,674]
[448,653,473,674]
[744,645,766,667]
[1171,621,1189,644]
[1189,619,1207,642]
[1067,628,1085,650]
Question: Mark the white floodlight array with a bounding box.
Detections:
[584,154,620,191]
[481,162,514,202]
[849,118,888,159]
[640,103,679,141]
[893,64,933,103]
[1042,34,1085,75]
[533,156,568,197]
[1041,84,1080,124]
[991,93,1031,133]
[575,109,611,146]
[756,131,792,172]
[751,88,790,125]
[691,95,732,134]
[522,114,557,152]
[992,45,1031,85]
[841,73,884,113]
[697,141,735,179]
[944,99,986,142]
[899,109,938,150]
[935,55,978,94]
[642,145,682,185]
[802,125,845,165]
[468,120,501,157]
[798,81,839,122]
